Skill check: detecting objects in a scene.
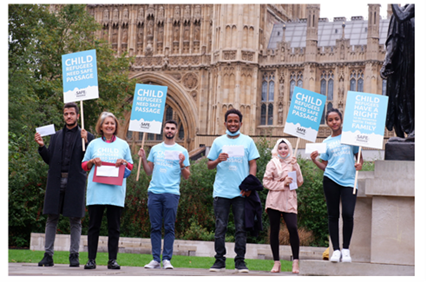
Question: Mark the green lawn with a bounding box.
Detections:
[9,249,293,272]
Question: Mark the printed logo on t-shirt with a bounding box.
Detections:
[229,165,238,171]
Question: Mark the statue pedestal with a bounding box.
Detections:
[385,141,415,161]
[300,160,415,275]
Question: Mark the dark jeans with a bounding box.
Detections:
[147,192,180,262]
[323,176,357,250]
[87,205,123,260]
[213,196,246,262]
[267,208,299,260]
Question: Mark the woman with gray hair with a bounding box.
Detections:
[81,112,133,270]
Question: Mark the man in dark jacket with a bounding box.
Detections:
[34,102,94,267]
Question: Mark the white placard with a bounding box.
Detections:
[222,145,245,157]
[36,124,56,137]
[305,143,327,154]
[164,150,180,160]
[288,171,298,190]
[96,165,119,177]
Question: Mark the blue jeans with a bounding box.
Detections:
[148,192,180,262]
[213,196,246,262]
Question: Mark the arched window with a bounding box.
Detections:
[166,106,173,121]
[267,104,273,125]
[178,124,185,140]
[320,70,334,124]
[350,78,356,91]
[261,81,267,102]
[260,104,266,125]
[350,70,364,92]
[289,80,295,101]
[357,78,364,92]
[260,72,275,125]
[289,71,303,102]
[327,79,334,100]
[268,81,274,101]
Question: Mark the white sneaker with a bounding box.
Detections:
[163,259,174,269]
[330,250,341,263]
[341,249,352,263]
[144,260,160,269]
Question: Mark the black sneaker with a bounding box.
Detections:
[84,259,96,269]
[235,260,249,273]
[38,252,54,267]
[69,253,79,267]
[209,259,226,272]
[107,259,121,269]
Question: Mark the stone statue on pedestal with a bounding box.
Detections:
[380,4,414,160]
[380,4,415,142]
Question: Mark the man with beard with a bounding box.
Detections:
[207,109,259,273]
[34,102,94,267]
[138,120,190,269]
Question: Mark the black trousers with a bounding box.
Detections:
[323,176,357,250]
[87,205,123,260]
[267,208,299,260]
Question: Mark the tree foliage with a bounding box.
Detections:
[8,4,135,246]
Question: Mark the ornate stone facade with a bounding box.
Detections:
[86,4,393,152]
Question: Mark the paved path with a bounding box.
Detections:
[9,263,297,276]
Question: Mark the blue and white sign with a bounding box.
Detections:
[62,49,98,103]
[341,91,388,149]
[284,87,326,142]
[129,84,168,134]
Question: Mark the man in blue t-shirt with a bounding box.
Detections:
[138,120,191,270]
[207,109,260,273]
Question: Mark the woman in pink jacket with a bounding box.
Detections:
[263,138,304,274]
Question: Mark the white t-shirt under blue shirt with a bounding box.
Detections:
[83,137,133,207]
[147,142,190,195]
[320,134,360,188]
[208,133,260,199]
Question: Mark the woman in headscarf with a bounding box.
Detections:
[263,138,303,274]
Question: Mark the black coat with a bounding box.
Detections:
[38,125,94,218]
[239,174,264,237]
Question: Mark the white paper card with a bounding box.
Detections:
[36,124,56,137]
[288,171,298,190]
[165,150,180,160]
[305,143,327,154]
[222,145,245,157]
[96,165,119,177]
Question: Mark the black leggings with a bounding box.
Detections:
[323,176,357,250]
[267,208,299,260]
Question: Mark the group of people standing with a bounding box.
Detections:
[35,103,362,274]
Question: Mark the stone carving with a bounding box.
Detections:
[183,73,198,89]
[113,8,119,24]
[242,51,254,61]
[123,8,129,23]
[184,23,190,41]
[173,24,180,42]
[137,7,144,24]
[380,4,415,140]
[121,28,128,44]
[223,50,237,60]
[184,5,191,19]
[103,8,109,22]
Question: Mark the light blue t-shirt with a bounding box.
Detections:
[147,142,190,195]
[320,135,360,188]
[83,137,133,207]
[208,134,260,199]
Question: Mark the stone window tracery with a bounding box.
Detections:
[289,71,303,102]
[260,72,275,125]
[320,70,334,124]
[350,70,364,92]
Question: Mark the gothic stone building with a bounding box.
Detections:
[85,4,394,154]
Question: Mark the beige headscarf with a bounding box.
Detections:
[270,138,294,174]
